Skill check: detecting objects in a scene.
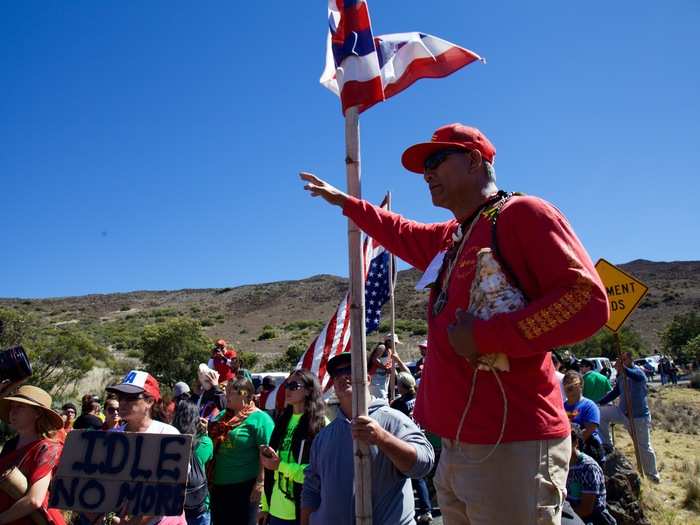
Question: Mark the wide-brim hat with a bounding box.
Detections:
[401,123,496,174]
[0,385,64,430]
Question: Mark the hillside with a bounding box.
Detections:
[1,260,697,363]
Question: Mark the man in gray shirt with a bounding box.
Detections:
[301,352,434,525]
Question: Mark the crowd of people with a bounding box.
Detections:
[0,334,672,525]
[0,334,439,525]
[552,351,664,524]
[0,340,675,525]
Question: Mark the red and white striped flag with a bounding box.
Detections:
[296,200,391,389]
[266,224,390,410]
[320,1,483,113]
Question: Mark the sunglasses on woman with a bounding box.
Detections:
[227,388,248,396]
[285,381,305,391]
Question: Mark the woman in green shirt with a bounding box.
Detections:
[209,378,274,525]
[258,369,326,525]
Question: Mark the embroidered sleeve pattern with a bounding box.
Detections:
[516,275,594,341]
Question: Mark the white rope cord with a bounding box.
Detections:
[453,363,508,464]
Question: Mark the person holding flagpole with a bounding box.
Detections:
[300,122,609,524]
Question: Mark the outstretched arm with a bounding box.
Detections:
[300,172,349,207]
[300,172,455,272]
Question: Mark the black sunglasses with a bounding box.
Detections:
[285,381,305,391]
[424,149,465,171]
[117,393,145,402]
[106,406,119,414]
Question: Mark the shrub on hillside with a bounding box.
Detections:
[661,312,700,364]
[140,317,210,387]
[151,308,177,318]
[559,327,645,359]
[264,342,306,372]
[0,307,30,348]
[0,307,110,396]
[258,329,277,341]
[681,335,700,365]
[690,371,700,390]
[648,396,700,434]
[238,350,259,371]
[378,319,428,337]
[32,329,111,397]
[285,320,324,332]
[682,459,700,512]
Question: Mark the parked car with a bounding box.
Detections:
[251,371,289,391]
[635,357,659,373]
[635,359,657,380]
[586,357,617,384]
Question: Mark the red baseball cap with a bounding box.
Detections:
[401,123,496,174]
[107,370,162,401]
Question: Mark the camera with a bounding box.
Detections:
[0,345,33,383]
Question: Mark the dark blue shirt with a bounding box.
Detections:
[598,365,649,418]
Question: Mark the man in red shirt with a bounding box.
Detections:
[300,123,609,524]
[208,339,237,385]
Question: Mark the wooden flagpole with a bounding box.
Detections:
[386,191,398,403]
[344,106,373,525]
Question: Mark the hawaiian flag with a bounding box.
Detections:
[320,1,483,114]
[295,198,393,389]
[320,0,384,114]
[374,32,482,100]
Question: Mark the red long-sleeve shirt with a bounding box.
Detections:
[343,194,609,444]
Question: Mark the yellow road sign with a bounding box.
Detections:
[595,258,649,332]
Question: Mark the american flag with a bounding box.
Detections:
[296,199,393,388]
[320,1,483,114]
[365,250,390,332]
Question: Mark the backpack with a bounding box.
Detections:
[184,440,208,517]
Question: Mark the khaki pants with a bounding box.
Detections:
[434,437,570,525]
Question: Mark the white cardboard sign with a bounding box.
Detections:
[50,430,192,516]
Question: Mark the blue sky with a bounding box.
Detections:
[2,1,698,298]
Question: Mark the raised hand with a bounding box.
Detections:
[300,172,349,207]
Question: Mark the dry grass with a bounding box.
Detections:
[614,386,700,525]
[648,393,700,435]
[683,459,700,513]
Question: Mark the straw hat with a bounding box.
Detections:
[0,386,64,430]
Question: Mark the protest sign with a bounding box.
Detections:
[50,430,192,516]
